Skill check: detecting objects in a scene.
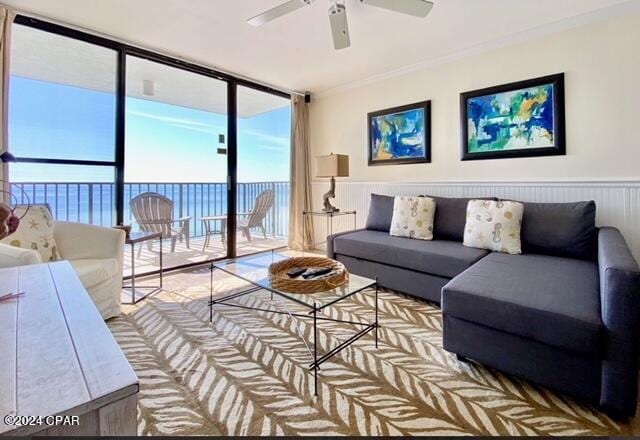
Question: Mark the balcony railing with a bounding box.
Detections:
[10,181,291,238]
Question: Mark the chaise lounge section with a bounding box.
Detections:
[328,194,494,303]
[327,194,640,418]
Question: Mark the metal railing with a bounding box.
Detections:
[11,181,291,238]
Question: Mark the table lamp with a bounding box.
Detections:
[316,153,349,213]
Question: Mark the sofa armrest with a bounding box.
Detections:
[326,228,367,259]
[598,227,640,417]
[0,243,43,268]
[54,221,125,264]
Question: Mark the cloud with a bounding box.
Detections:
[254,144,286,152]
[127,109,212,128]
[242,129,289,147]
[128,110,288,148]
[169,123,218,135]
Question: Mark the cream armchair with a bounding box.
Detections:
[0,221,125,320]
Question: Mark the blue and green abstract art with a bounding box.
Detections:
[467,83,555,153]
[369,101,430,165]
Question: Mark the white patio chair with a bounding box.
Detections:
[130,192,191,255]
[237,189,275,241]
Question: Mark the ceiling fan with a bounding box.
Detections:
[247,0,434,50]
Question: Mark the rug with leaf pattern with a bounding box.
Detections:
[108,269,634,436]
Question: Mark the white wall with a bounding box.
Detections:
[308,13,640,259]
[310,13,640,182]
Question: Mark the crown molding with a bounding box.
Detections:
[315,0,640,99]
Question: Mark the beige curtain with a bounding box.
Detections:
[0,7,14,203]
[288,95,314,250]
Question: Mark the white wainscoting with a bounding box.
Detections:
[311,180,640,261]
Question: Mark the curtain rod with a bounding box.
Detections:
[1,3,308,98]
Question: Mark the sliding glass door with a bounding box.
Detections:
[236,86,291,256]
[124,56,229,275]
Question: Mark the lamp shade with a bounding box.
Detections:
[316,154,349,178]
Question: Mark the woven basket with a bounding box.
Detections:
[268,257,349,294]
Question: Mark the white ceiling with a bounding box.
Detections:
[10,23,290,117]
[2,0,635,94]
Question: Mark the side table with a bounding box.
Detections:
[123,231,163,304]
[201,215,227,250]
[303,210,357,250]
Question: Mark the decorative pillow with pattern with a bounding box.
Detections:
[463,200,524,254]
[0,204,60,262]
[389,196,436,241]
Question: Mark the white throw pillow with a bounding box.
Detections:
[463,200,524,254]
[390,196,436,241]
[1,205,60,262]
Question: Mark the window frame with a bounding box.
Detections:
[9,14,291,268]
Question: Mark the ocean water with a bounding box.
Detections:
[12,181,291,238]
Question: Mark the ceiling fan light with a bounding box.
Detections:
[247,0,432,51]
[329,3,350,50]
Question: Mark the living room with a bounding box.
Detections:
[0,0,639,437]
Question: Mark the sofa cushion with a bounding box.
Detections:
[428,196,497,242]
[333,229,489,278]
[518,200,598,260]
[464,200,524,254]
[365,194,395,232]
[390,196,436,240]
[70,258,119,289]
[442,252,603,356]
[2,205,60,263]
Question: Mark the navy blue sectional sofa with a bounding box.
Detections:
[327,194,640,418]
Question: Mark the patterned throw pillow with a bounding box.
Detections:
[0,204,60,262]
[390,196,436,241]
[463,200,524,254]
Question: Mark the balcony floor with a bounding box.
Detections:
[123,234,288,278]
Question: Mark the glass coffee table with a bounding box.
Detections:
[209,251,379,396]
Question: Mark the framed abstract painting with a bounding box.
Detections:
[460,73,565,161]
[368,101,431,166]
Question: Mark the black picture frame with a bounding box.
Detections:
[368,100,431,166]
[460,73,565,161]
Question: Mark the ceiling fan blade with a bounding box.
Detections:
[247,0,315,26]
[329,3,350,50]
[360,0,434,17]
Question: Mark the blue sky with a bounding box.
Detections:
[9,76,291,183]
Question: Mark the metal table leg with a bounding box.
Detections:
[130,242,135,304]
[124,236,163,305]
[159,236,163,288]
[209,263,214,323]
[202,219,210,250]
[375,280,379,348]
[313,301,318,397]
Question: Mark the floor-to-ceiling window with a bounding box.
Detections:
[8,23,118,226]
[7,15,292,277]
[236,85,291,256]
[124,55,229,275]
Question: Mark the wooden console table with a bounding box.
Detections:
[0,262,139,437]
